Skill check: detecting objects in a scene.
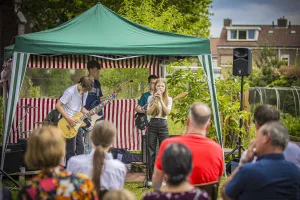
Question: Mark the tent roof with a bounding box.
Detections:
[11,3,210,57]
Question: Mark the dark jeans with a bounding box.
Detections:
[147,118,169,180]
[66,129,84,163]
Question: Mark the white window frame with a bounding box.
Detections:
[280,54,290,66]
[226,27,260,41]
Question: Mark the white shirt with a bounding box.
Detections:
[66,151,127,190]
[60,84,88,117]
[147,96,172,119]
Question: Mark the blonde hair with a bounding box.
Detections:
[25,126,65,169]
[91,121,116,193]
[151,78,169,117]
[103,189,136,200]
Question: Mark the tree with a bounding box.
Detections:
[167,62,250,147]
[20,0,212,37]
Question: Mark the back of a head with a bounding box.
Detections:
[189,102,211,129]
[91,121,117,192]
[261,121,289,150]
[87,60,101,70]
[254,104,280,126]
[103,189,136,200]
[162,143,192,186]
[25,126,65,169]
[79,76,94,91]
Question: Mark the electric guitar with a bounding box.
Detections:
[135,92,188,130]
[58,93,116,139]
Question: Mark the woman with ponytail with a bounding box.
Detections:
[146,78,172,179]
[143,143,208,200]
[67,121,127,194]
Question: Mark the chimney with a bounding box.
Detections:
[272,21,275,27]
[224,18,232,27]
[277,16,288,27]
[288,21,291,29]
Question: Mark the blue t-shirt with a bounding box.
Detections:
[84,79,103,116]
[226,154,300,200]
[138,92,151,108]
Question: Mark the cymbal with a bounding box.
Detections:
[34,121,57,126]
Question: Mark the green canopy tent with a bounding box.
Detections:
[2,3,222,172]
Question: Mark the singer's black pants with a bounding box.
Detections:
[147,118,169,180]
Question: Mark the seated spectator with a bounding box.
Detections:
[67,120,127,192]
[18,126,98,200]
[222,121,300,200]
[240,104,300,168]
[103,189,136,200]
[144,143,209,200]
[152,102,223,190]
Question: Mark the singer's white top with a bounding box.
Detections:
[147,96,172,119]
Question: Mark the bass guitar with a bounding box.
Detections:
[58,93,116,138]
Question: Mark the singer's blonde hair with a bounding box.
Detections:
[151,78,169,117]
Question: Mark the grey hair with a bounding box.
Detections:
[261,121,289,150]
[189,102,211,128]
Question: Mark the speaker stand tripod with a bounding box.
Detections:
[225,76,246,166]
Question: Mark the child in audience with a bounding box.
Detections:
[67,121,127,195]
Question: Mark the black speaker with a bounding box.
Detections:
[0,144,24,173]
[233,48,252,76]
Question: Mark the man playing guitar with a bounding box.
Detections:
[81,60,105,154]
[56,76,94,162]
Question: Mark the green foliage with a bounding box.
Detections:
[47,69,73,98]
[20,0,212,37]
[281,113,300,138]
[167,64,250,147]
[100,68,148,99]
[119,0,212,37]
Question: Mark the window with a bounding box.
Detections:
[231,30,237,39]
[281,54,290,66]
[229,30,257,41]
[238,30,247,39]
[248,30,255,39]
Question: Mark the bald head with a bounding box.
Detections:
[189,102,211,129]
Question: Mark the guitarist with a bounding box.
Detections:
[135,75,158,117]
[56,76,94,162]
[82,60,104,154]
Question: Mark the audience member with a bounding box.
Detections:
[103,189,136,200]
[144,143,208,200]
[67,120,127,192]
[222,121,300,200]
[18,126,98,200]
[152,102,223,190]
[240,104,300,168]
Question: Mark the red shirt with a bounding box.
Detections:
[155,134,224,184]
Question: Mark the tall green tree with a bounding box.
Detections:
[20,0,212,37]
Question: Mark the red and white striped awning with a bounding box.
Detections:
[27,54,162,76]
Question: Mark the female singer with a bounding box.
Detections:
[146,78,172,179]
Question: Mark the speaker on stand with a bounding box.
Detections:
[226,48,252,174]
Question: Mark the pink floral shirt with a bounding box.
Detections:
[19,168,98,200]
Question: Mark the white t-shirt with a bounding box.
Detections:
[147,96,172,119]
[60,84,88,117]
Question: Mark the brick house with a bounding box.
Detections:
[217,17,300,68]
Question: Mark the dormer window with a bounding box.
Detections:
[226,27,260,41]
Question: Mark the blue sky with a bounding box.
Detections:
[210,0,300,36]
